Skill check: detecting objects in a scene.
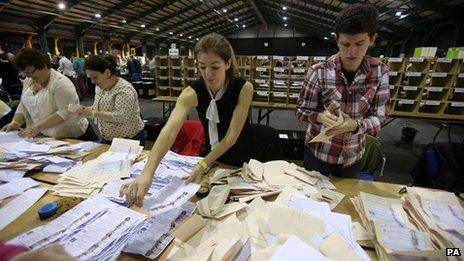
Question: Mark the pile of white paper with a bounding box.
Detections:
[403,187,464,251]
[352,191,437,259]
[52,139,142,198]
[9,196,146,261]
[0,132,101,172]
[123,201,196,259]
[208,159,344,209]
[168,189,369,261]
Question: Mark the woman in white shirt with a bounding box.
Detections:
[1,48,95,140]
[71,55,146,144]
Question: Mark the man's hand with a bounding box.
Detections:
[183,164,204,184]
[119,175,152,207]
[19,126,40,138]
[326,112,358,136]
[317,110,339,127]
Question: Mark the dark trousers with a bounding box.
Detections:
[101,129,147,146]
[303,146,361,178]
[76,125,98,141]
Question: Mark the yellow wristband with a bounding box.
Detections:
[91,108,97,118]
[198,159,208,170]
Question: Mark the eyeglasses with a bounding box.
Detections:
[19,68,38,79]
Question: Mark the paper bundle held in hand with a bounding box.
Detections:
[309,111,344,143]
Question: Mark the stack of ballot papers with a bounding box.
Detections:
[0,132,101,174]
[208,159,344,209]
[167,188,370,261]
[99,149,201,209]
[52,139,143,198]
[352,192,438,260]
[123,201,196,259]
[9,196,147,260]
[403,187,464,251]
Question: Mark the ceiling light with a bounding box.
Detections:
[141,24,145,28]
[196,38,199,41]
[58,3,65,9]
[188,36,192,39]
[122,19,126,23]
[156,28,160,31]
[180,33,183,37]
[283,16,287,20]
[331,32,336,36]
[284,23,287,27]
[324,37,329,40]
[94,13,101,18]
[169,32,173,35]
[242,24,246,28]
[282,6,287,10]
[399,14,408,19]
[222,9,227,13]
[395,11,402,16]
[234,18,238,22]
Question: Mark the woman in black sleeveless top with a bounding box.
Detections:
[121,33,277,207]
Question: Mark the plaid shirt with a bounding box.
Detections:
[296,54,390,167]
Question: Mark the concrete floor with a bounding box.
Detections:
[84,97,464,185]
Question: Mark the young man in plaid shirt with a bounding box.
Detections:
[296,4,390,177]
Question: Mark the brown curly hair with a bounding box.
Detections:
[335,4,378,37]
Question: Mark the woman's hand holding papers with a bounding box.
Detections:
[120,175,151,207]
[183,165,203,184]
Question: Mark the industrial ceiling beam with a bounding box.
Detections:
[249,0,268,29]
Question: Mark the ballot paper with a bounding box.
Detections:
[270,235,327,261]
[0,177,40,200]
[9,196,146,261]
[0,188,47,230]
[0,169,27,182]
[123,201,196,259]
[309,111,344,143]
[0,131,21,143]
[144,177,200,215]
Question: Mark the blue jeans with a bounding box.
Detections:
[303,146,362,178]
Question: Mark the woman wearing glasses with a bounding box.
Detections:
[1,48,95,140]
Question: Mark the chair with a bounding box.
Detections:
[171,120,205,156]
[358,134,386,180]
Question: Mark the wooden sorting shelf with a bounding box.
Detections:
[392,99,419,113]
[422,87,450,101]
[430,72,454,87]
[449,87,464,101]
[153,55,463,120]
[388,71,403,86]
[403,72,427,86]
[444,101,464,116]
[270,91,288,104]
[254,90,269,102]
[434,58,459,74]
[407,57,431,73]
[387,58,406,72]
[397,86,423,100]
[455,73,464,87]
[418,100,444,114]
[271,80,289,92]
